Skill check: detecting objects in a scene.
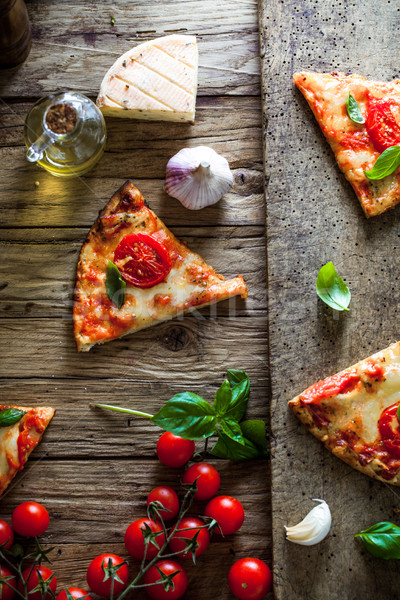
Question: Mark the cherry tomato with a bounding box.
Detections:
[56,589,93,600]
[169,517,210,560]
[147,487,179,521]
[204,495,245,535]
[366,95,400,153]
[228,558,272,600]
[0,520,14,549]
[182,462,221,500]
[124,518,166,560]
[114,233,172,288]
[156,433,195,468]
[1,566,16,600]
[19,566,56,600]
[87,554,128,597]
[143,559,187,600]
[12,501,49,537]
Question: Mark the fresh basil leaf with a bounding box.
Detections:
[224,370,250,421]
[106,261,126,309]
[151,392,217,440]
[240,420,268,451]
[218,417,246,445]
[213,380,232,417]
[397,405,400,422]
[210,431,267,460]
[316,262,351,311]
[0,408,26,427]
[346,92,365,124]
[365,145,400,180]
[355,522,400,559]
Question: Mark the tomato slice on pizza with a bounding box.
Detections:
[0,405,55,496]
[73,181,248,352]
[289,342,400,485]
[293,71,400,217]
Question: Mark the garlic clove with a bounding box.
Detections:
[164,145,233,210]
[284,499,331,546]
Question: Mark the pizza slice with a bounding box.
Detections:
[289,342,400,485]
[73,181,248,352]
[0,405,55,496]
[293,71,400,217]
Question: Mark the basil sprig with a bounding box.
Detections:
[364,145,400,180]
[106,261,126,309]
[355,522,400,559]
[0,408,26,427]
[346,92,365,124]
[94,370,268,461]
[316,262,351,311]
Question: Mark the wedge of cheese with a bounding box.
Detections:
[96,35,198,123]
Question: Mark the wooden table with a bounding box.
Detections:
[0,1,270,599]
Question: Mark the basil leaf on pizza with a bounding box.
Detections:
[355,522,400,559]
[151,392,217,439]
[0,408,26,426]
[365,145,400,180]
[106,261,126,309]
[346,92,365,124]
[316,262,351,311]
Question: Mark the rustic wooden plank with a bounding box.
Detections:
[0,315,268,382]
[0,97,264,228]
[0,226,266,317]
[261,0,400,598]
[0,378,268,457]
[0,0,260,98]
[0,459,271,599]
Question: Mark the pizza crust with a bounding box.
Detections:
[294,71,400,217]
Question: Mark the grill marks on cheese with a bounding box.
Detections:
[293,71,400,217]
[289,342,400,485]
[73,181,248,352]
[96,35,198,122]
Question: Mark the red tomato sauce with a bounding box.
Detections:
[339,131,371,151]
[17,414,43,467]
[300,370,360,405]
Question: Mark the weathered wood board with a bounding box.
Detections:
[0,1,271,599]
[260,0,400,598]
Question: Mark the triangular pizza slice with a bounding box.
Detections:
[289,341,400,485]
[294,71,400,217]
[0,405,55,496]
[73,181,248,352]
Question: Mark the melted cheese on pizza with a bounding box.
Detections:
[293,71,400,217]
[73,182,247,352]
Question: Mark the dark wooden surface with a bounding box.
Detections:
[0,2,271,599]
[261,0,400,598]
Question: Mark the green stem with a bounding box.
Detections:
[92,404,154,419]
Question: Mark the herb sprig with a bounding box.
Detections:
[92,370,268,461]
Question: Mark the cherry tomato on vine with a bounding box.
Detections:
[87,554,128,598]
[19,566,57,600]
[204,495,245,535]
[143,559,187,600]
[182,462,221,500]
[1,566,16,600]
[12,502,49,537]
[125,518,166,560]
[147,487,179,521]
[56,589,93,600]
[169,517,210,560]
[156,432,195,468]
[228,558,272,600]
[0,520,14,549]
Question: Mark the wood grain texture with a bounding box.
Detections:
[0,0,260,98]
[0,1,269,599]
[261,0,400,598]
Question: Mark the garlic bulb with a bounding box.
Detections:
[164,146,233,210]
[285,499,331,546]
